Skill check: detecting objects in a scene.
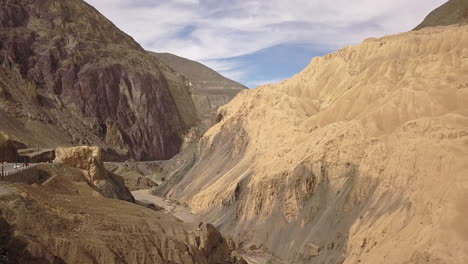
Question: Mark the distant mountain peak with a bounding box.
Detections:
[149,52,246,131]
[149,52,246,93]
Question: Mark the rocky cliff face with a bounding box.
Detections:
[155,20,468,264]
[0,0,198,161]
[150,52,246,143]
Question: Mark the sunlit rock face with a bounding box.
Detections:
[155,19,468,264]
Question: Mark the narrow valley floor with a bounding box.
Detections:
[132,190,201,224]
[131,190,283,264]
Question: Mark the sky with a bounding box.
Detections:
[84,0,447,88]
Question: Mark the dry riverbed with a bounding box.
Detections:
[131,190,282,264]
[132,190,201,224]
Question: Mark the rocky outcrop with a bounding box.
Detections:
[0,0,198,161]
[55,146,134,202]
[414,0,468,30]
[0,165,246,264]
[155,23,468,264]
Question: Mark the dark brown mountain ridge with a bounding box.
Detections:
[0,0,202,161]
[0,3,250,261]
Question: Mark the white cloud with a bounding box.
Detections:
[84,0,447,85]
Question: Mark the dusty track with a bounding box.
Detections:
[133,190,201,224]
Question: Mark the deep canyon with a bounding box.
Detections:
[1,0,468,263]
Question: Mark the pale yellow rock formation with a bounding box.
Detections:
[55,146,105,180]
[157,25,468,263]
[55,146,134,201]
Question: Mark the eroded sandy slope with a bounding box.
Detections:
[155,24,468,263]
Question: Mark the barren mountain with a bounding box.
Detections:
[414,0,468,30]
[155,5,468,264]
[151,52,246,139]
[0,0,199,161]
